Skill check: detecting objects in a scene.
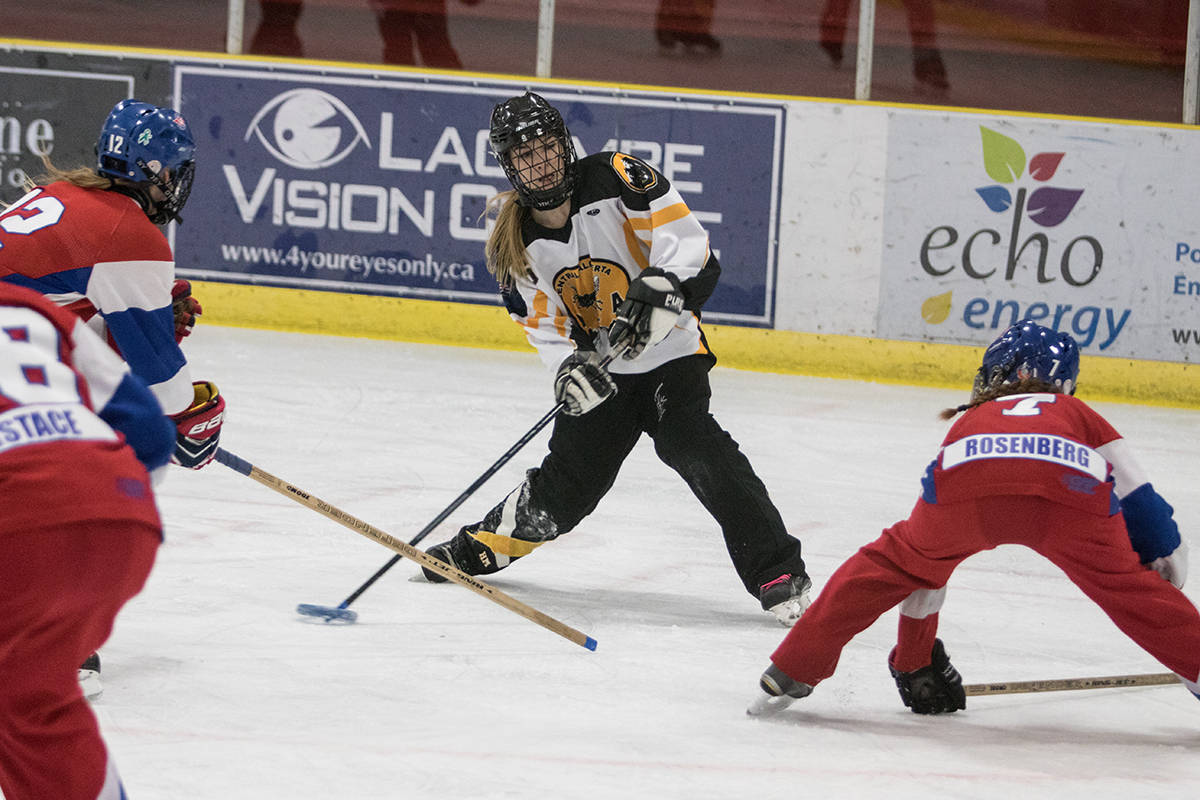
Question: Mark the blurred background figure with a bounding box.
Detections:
[249,0,473,68]
[373,0,474,69]
[249,0,304,56]
[656,0,721,56]
[819,0,948,91]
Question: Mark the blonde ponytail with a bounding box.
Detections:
[31,153,113,191]
[483,190,531,286]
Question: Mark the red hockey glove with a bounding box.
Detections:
[171,279,202,343]
[170,381,225,469]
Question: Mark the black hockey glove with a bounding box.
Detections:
[888,638,966,715]
[608,268,685,360]
[554,351,616,416]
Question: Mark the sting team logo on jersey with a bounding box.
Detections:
[553,258,631,332]
[245,88,370,170]
[609,153,657,193]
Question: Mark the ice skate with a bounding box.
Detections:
[747,663,812,717]
[759,573,812,626]
[78,652,102,701]
[417,528,503,583]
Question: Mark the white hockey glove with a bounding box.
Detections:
[1148,539,1189,589]
[608,268,685,361]
[1117,482,1187,589]
[554,351,616,416]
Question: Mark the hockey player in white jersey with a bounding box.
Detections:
[420,92,812,625]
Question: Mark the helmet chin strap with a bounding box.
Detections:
[106,176,180,224]
[106,182,156,217]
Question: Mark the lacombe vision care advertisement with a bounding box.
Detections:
[172,66,785,325]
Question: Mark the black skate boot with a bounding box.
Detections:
[747,662,813,716]
[78,652,102,700]
[759,572,813,626]
[420,528,504,583]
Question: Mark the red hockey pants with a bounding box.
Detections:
[771,495,1200,689]
[0,519,159,800]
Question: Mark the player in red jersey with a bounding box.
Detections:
[748,320,1199,716]
[0,99,224,471]
[0,282,174,799]
[0,98,226,696]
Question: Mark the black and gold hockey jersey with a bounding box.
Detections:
[500,152,720,376]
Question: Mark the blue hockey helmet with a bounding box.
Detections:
[96,99,196,225]
[489,92,577,210]
[974,320,1080,396]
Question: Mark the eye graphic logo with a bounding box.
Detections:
[975,126,1082,227]
[245,88,370,169]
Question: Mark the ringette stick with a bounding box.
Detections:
[313,399,565,620]
[964,672,1179,696]
[214,448,597,650]
[302,348,625,621]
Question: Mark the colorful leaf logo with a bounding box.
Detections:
[975,186,1012,213]
[1026,187,1083,227]
[980,127,1025,183]
[976,127,1082,228]
[1028,152,1064,181]
[921,291,953,324]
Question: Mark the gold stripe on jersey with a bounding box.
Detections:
[625,202,693,234]
[649,202,693,228]
[623,202,697,270]
[521,288,569,338]
[622,221,651,270]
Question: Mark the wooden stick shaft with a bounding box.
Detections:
[217,449,596,651]
[964,672,1179,696]
[332,347,624,611]
[335,399,564,610]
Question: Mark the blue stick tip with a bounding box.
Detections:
[296,603,358,624]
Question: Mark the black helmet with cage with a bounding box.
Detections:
[489,92,578,210]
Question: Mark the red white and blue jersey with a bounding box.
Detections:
[0,282,173,531]
[923,393,1123,516]
[0,181,193,415]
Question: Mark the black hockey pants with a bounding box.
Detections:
[471,354,807,598]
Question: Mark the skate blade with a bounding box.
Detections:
[768,594,812,627]
[746,691,797,717]
[78,669,103,701]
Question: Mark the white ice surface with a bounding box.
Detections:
[92,326,1200,800]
